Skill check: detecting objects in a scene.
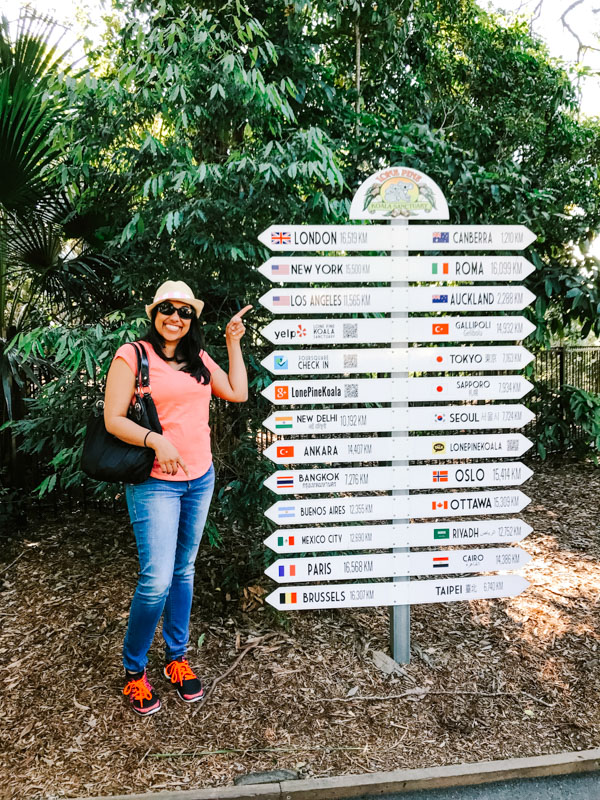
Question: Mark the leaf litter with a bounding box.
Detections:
[0,460,599,798]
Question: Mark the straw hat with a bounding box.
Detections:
[145,280,204,318]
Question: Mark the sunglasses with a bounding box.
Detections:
[156,301,195,320]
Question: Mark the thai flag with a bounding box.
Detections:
[277,476,294,488]
[271,232,291,245]
[272,264,290,275]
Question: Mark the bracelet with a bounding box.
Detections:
[143,431,152,448]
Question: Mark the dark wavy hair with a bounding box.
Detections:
[141,307,211,384]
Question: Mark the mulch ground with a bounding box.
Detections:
[0,459,599,799]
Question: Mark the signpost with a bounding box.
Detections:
[258,255,536,284]
[258,224,537,252]
[262,375,533,405]
[264,490,531,524]
[259,286,535,314]
[263,462,533,495]
[262,346,534,375]
[262,405,535,434]
[264,519,533,553]
[260,316,536,345]
[266,575,530,611]
[257,165,534,659]
[262,433,534,464]
[265,547,532,583]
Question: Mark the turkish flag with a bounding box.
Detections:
[277,446,294,459]
[432,323,449,335]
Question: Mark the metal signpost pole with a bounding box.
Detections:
[390,218,410,663]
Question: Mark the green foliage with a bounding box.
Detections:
[3,316,144,494]
[6,0,600,539]
[532,384,600,461]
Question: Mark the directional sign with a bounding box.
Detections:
[260,316,536,346]
[259,225,537,252]
[264,462,532,495]
[262,346,534,376]
[263,433,533,464]
[265,490,531,525]
[258,256,535,284]
[264,519,533,553]
[262,405,535,435]
[262,376,533,405]
[259,286,535,315]
[266,575,530,610]
[265,547,531,583]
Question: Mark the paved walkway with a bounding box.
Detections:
[353,770,600,800]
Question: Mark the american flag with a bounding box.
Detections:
[272,263,290,275]
[273,295,291,306]
[432,231,449,243]
[271,232,291,245]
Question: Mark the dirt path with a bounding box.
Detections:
[0,460,598,799]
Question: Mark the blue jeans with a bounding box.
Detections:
[122,464,215,673]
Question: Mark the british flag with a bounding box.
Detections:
[271,232,291,245]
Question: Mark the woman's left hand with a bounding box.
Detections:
[225,305,252,345]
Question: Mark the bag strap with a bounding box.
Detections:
[130,342,151,393]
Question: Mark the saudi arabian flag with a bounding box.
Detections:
[434,527,450,540]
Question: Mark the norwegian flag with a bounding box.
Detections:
[271,232,291,245]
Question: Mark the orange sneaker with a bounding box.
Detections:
[164,658,204,702]
[123,671,161,716]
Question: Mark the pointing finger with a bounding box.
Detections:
[236,305,253,319]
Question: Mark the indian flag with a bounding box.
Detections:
[279,592,297,605]
[275,416,293,429]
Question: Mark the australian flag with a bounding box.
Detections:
[432,231,450,243]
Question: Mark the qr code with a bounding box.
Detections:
[344,383,359,398]
[507,438,519,452]
[343,353,358,369]
[343,323,358,339]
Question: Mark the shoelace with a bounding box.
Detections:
[123,674,153,706]
[166,659,196,685]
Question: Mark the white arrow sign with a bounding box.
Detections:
[265,490,531,525]
[264,519,533,553]
[264,462,532,495]
[266,574,530,610]
[262,376,533,405]
[263,346,534,376]
[263,433,533,464]
[259,225,537,252]
[263,405,535,435]
[265,546,531,583]
[260,316,536,345]
[258,256,536,284]
[259,286,535,314]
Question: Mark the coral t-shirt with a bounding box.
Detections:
[114,342,220,481]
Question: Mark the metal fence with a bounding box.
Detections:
[534,347,600,393]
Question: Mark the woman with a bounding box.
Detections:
[104,280,252,715]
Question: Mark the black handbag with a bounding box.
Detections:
[81,342,162,483]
